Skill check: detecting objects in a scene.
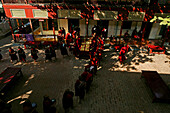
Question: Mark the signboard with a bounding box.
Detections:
[128,12,145,21]
[94,10,118,20]
[69,10,81,19]
[11,9,26,18]
[58,10,69,18]
[58,9,81,18]
[33,9,48,18]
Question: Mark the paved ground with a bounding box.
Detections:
[0,36,170,113]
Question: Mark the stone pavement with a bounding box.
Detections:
[0,36,170,113]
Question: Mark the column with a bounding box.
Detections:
[39,21,43,35]
[52,19,56,41]
[119,21,123,45]
[79,19,86,36]
[29,19,34,40]
[8,18,15,42]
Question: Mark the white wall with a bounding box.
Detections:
[108,20,117,37]
[57,19,68,34]
[79,19,86,36]
[149,23,161,39]
[88,19,97,36]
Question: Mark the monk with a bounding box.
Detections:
[45,47,51,61]
[31,47,38,62]
[9,47,18,63]
[18,46,26,62]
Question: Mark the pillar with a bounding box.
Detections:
[79,19,86,36]
[29,19,34,40]
[39,21,43,35]
[52,19,56,41]
[8,18,15,42]
[119,21,123,46]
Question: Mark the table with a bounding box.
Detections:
[0,67,23,95]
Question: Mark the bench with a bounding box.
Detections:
[0,67,23,95]
[141,70,170,103]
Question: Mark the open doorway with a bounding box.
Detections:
[97,20,109,37]
[68,19,79,33]
[141,22,153,39]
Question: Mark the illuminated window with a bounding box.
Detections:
[33,9,48,18]
[11,9,26,18]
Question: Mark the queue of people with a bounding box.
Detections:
[61,32,104,113]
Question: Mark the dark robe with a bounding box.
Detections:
[60,43,68,56]
[50,47,56,58]
[45,49,51,60]
[43,97,56,113]
[9,49,18,61]
[75,80,85,99]
[31,48,38,60]
[62,90,74,110]
[18,48,26,62]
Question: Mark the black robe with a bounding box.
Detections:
[9,49,18,61]
[18,48,26,61]
[45,49,51,60]
[31,49,38,60]
[60,44,68,56]
[50,47,56,58]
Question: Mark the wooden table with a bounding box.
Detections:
[0,67,23,95]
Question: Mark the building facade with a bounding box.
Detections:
[1,0,170,42]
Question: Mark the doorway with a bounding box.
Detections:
[97,20,109,37]
[68,19,79,33]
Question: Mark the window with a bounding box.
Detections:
[122,21,132,29]
[11,9,26,18]
[33,9,48,18]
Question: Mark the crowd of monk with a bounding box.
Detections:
[0,25,133,113]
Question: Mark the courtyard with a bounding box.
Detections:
[0,36,170,113]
